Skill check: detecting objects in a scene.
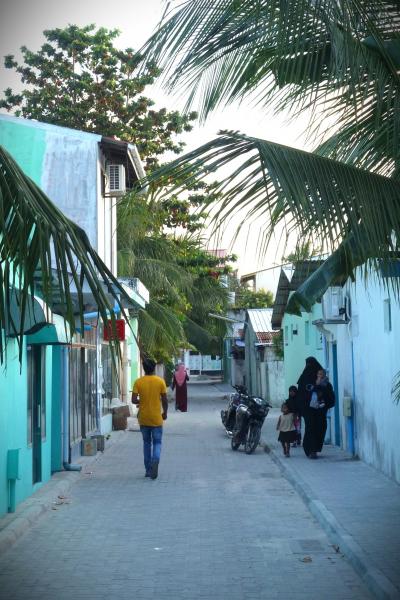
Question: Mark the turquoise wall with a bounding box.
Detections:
[0,339,53,517]
[0,119,46,184]
[282,297,324,393]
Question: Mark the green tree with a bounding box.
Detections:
[118,188,234,362]
[233,285,274,309]
[272,330,284,360]
[1,24,197,170]
[282,241,322,265]
[141,1,400,295]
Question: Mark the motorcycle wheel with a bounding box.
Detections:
[245,424,261,454]
[221,409,226,426]
[231,434,241,450]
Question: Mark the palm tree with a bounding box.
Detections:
[117,193,230,361]
[141,1,400,305]
[0,146,130,363]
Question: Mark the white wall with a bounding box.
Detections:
[41,129,100,252]
[188,353,222,372]
[323,274,400,482]
[265,348,285,406]
[350,275,400,482]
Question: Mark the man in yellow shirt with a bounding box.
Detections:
[131,358,168,479]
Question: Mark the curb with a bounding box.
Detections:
[262,440,400,600]
[0,431,123,556]
[0,472,80,555]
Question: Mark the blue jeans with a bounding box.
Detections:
[140,426,163,473]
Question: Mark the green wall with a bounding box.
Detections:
[0,118,46,185]
[0,339,53,517]
[282,298,324,393]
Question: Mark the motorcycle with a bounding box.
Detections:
[231,392,271,454]
[221,384,247,435]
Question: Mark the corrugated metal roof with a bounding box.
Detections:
[247,308,272,333]
[246,309,280,344]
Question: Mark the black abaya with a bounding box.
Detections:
[297,357,323,457]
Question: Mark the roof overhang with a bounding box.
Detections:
[99,137,146,190]
[117,278,149,310]
[6,289,70,344]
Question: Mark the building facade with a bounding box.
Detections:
[0,116,148,515]
[318,270,400,482]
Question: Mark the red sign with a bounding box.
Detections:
[103,319,125,342]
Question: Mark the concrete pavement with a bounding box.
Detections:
[260,407,400,600]
[0,383,375,599]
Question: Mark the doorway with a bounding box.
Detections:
[27,345,46,484]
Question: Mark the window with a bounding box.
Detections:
[69,348,83,443]
[101,343,118,416]
[384,298,392,332]
[305,321,310,345]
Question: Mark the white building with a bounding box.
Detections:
[317,267,400,483]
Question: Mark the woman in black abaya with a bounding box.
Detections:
[297,356,323,458]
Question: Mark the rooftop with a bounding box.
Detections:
[271,260,325,329]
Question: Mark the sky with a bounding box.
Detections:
[0,0,310,288]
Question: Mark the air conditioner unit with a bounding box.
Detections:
[323,286,347,321]
[106,164,126,195]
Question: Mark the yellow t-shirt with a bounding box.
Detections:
[133,375,167,427]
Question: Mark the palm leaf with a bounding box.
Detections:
[285,229,369,315]
[0,145,131,363]
[142,1,400,174]
[138,299,186,359]
[183,316,219,355]
[148,131,400,264]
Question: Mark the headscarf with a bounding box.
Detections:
[297,356,323,388]
[175,363,187,387]
[296,356,323,412]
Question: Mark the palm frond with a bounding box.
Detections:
[148,131,400,266]
[0,145,131,363]
[183,316,220,355]
[138,299,187,359]
[142,1,400,173]
[285,230,367,315]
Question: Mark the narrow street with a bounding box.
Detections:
[0,383,372,600]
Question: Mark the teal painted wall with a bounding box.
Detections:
[282,297,324,393]
[0,339,53,517]
[0,119,46,184]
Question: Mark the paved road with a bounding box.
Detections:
[0,384,372,600]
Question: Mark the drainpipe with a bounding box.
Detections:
[61,346,82,472]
